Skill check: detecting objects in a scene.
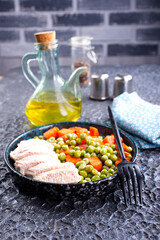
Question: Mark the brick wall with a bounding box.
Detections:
[0,0,160,74]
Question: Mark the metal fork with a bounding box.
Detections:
[108,106,143,205]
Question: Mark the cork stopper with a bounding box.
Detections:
[34,31,56,43]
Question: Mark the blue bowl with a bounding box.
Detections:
[4,122,138,200]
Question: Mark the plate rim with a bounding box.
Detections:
[4,121,138,186]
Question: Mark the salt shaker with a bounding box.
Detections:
[113,74,132,98]
[90,73,109,100]
[69,36,97,85]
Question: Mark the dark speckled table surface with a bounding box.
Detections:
[0,65,160,240]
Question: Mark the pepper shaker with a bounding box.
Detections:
[90,73,109,100]
[113,74,132,98]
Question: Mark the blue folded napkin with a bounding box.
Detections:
[111,92,160,149]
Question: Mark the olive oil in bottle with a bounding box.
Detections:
[25,91,81,126]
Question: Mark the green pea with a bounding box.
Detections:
[79,170,87,178]
[101,155,108,162]
[79,176,84,183]
[101,169,108,175]
[69,149,75,156]
[106,153,111,158]
[82,180,87,183]
[56,149,60,154]
[84,153,90,158]
[127,155,132,159]
[111,144,116,150]
[113,150,118,155]
[87,145,95,153]
[59,141,64,146]
[108,168,115,174]
[78,163,86,170]
[100,148,107,155]
[75,146,80,151]
[100,174,107,179]
[110,154,118,162]
[70,140,76,146]
[85,165,93,172]
[105,159,113,167]
[97,154,102,160]
[89,141,96,146]
[94,147,101,154]
[76,138,82,145]
[102,165,109,170]
[33,136,39,139]
[85,136,91,144]
[66,140,70,145]
[126,146,132,152]
[81,150,86,158]
[105,143,110,147]
[67,134,72,140]
[62,145,69,151]
[48,137,55,143]
[70,145,75,149]
[57,137,63,142]
[95,142,100,147]
[85,178,91,182]
[54,144,61,150]
[87,173,93,178]
[83,158,89,164]
[98,136,103,142]
[74,150,81,158]
[92,175,100,181]
[59,152,66,161]
[91,152,96,157]
[107,147,113,154]
[71,133,77,140]
[92,169,99,175]
[80,133,86,139]
[75,161,82,168]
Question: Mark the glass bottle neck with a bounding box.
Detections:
[35,41,60,79]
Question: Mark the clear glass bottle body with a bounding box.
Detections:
[22,40,83,126]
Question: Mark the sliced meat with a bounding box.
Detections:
[34,167,81,184]
[26,162,75,178]
[14,154,59,175]
[10,145,56,161]
[10,139,53,161]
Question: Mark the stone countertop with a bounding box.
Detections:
[0,65,160,240]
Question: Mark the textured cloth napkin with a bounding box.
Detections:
[111,92,160,149]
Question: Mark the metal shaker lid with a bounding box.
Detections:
[114,74,132,82]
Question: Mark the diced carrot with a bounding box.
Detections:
[43,127,59,139]
[69,126,88,138]
[115,157,131,167]
[57,128,75,138]
[115,159,122,167]
[89,126,99,137]
[78,144,87,150]
[59,148,71,155]
[103,134,115,145]
[66,155,82,164]
[124,151,131,157]
[122,143,128,151]
[89,156,102,171]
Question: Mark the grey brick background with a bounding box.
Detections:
[0,0,160,75]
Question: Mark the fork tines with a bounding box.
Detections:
[118,162,143,205]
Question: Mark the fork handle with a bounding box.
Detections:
[108,106,126,162]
